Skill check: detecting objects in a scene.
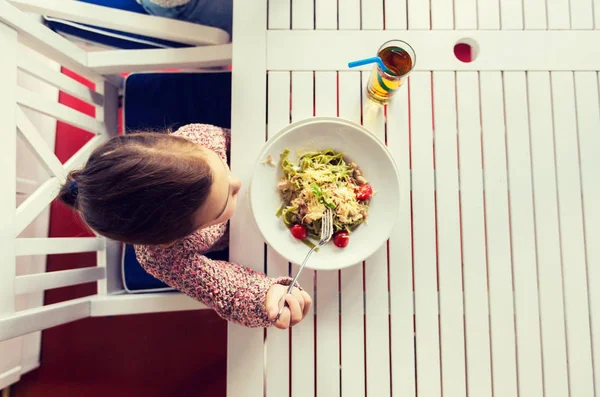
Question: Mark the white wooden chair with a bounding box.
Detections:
[0,0,223,389]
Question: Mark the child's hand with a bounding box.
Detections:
[266,284,312,329]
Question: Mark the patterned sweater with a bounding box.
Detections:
[134,124,291,328]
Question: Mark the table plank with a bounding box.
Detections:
[384,0,407,29]
[546,0,570,28]
[316,0,337,29]
[574,71,600,394]
[268,0,290,29]
[339,0,360,29]
[454,0,478,29]
[522,0,547,29]
[407,0,431,29]
[456,71,493,397]
[409,71,442,397]
[314,71,341,397]
[338,71,366,397]
[361,71,392,397]
[499,0,523,29]
[292,0,314,29]
[387,82,416,397]
[478,0,500,29]
[527,72,570,397]
[570,0,594,29]
[266,71,292,397]
[290,71,316,397]
[361,0,384,29]
[432,71,467,397]
[503,72,544,397]
[431,0,454,29]
[551,71,594,397]
[228,0,268,394]
[479,72,518,397]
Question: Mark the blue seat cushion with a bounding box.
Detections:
[44,0,191,50]
[122,71,231,292]
[124,72,232,131]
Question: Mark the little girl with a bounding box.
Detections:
[58,124,311,329]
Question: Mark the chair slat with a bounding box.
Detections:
[17,88,106,135]
[0,23,17,316]
[432,71,467,397]
[15,177,60,237]
[456,71,493,397]
[16,107,65,179]
[409,71,442,397]
[16,237,104,256]
[15,267,106,294]
[10,0,229,45]
[0,297,90,343]
[551,71,595,397]
[17,47,103,106]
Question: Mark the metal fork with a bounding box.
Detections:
[277,208,334,320]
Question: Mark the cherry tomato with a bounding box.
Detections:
[333,231,350,248]
[290,224,308,240]
[356,184,373,201]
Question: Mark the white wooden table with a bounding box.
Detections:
[228,1,600,396]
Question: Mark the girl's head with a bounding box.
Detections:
[58,133,241,246]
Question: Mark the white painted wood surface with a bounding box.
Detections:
[230,1,600,396]
[1,3,230,389]
[10,0,230,45]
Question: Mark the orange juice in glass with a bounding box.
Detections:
[367,40,416,105]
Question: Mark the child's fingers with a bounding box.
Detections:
[300,290,312,317]
[275,307,291,329]
[285,294,303,326]
[290,288,305,313]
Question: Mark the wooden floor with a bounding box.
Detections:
[12,69,228,397]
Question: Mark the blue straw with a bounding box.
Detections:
[348,56,388,71]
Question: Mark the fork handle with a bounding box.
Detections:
[276,246,318,319]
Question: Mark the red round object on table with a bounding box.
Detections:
[356,184,373,201]
[290,224,308,240]
[333,231,350,248]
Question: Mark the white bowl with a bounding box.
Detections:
[249,117,401,270]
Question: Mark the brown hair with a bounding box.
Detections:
[58,133,213,245]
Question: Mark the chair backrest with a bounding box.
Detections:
[0,0,217,376]
[0,0,120,347]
